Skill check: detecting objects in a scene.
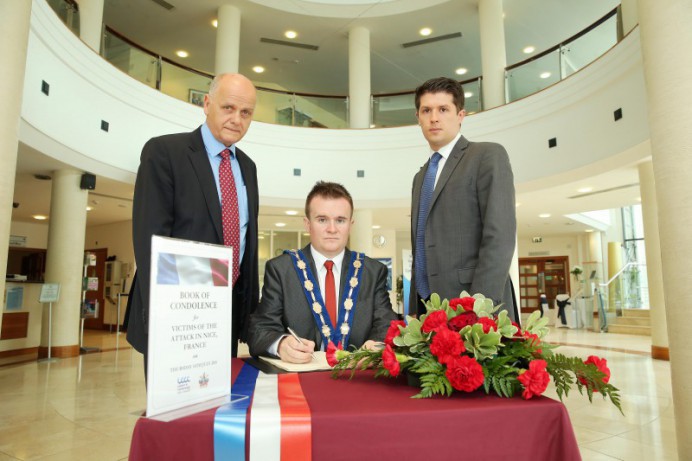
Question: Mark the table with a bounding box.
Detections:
[129,359,581,461]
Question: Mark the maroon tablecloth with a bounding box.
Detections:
[129,359,581,461]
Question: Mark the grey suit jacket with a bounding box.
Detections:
[248,245,397,357]
[410,135,517,320]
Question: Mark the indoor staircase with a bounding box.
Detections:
[607,309,650,336]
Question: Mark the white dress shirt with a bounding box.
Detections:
[430,131,462,188]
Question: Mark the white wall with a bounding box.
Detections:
[84,220,134,290]
[9,221,49,249]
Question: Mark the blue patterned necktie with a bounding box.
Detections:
[414,152,442,300]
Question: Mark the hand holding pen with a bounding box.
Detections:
[278,327,316,363]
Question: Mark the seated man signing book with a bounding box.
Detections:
[248,181,397,363]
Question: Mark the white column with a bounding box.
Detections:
[350,209,372,255]
[639,2,692,456]
[348,26,371,129]
[620,0,639,35]
[215,5,241,75]
[77,0,104,52]
[0,0,32,335]
[41,170,89,358]
[478,0,507,109]
[638,160,668,359]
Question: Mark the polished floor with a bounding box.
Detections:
[0,328,678,460]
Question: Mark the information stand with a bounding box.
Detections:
[38,283,60,362]
[146,236,234,420]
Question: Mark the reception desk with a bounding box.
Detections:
[130,359,581,461]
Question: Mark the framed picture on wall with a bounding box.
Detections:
[188,89,207,107]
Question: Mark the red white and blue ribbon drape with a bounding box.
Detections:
[213,363,312,461]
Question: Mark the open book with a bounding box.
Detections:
[259,351,332,372]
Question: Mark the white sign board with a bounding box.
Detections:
[146,236,233,419]
[39,283,61,303]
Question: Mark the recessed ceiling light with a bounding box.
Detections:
[33,215,47,220]
[419,27,432,36]
[275,222,286,227]
[86,206,93,211]
[258,235,265,239]
[578,187,593,193]
[455,67,468,75]
[252,66,265,73]
[285,210,298,216]
[636,197,642,202]
[540,72,551,79]
[176,50,189,58]
[212,19,218,28]
[285,30,297,39]
[303,232,310,236]
[464,91,473,98]
[538,213,551,218]
[585,229,594,233]
[523,46,535,54]
[372,225,381,229]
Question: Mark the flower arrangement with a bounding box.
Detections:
[570,265,583,281]
[328,292,622,413]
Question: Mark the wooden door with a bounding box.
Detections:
[518,256,570,314]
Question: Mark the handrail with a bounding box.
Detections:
[505,6,618,72]
[49,0,621,127]
[598,262,645,288]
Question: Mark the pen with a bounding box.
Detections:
[286,327,317,360]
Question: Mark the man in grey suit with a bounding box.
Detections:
[410,77,518,321]
[249,182,396,363]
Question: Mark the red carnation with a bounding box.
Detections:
[422,310,448,333]
[477,317,497,333]
[450,297,476,312]
[326,341,342,367]
[430,327,465,364]
[382,344,401,377]
[459,297,476,311]
[384,320,406,346]
[523,331,542,354]
[448,311,479,331]
[517,359,550,399]
[578,355,611,391]
[445,355,484,392]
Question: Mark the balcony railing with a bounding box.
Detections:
[47,1,622,128]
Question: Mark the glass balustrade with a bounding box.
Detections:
[47,0,622,128]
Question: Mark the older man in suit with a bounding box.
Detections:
[249,182,396,363]
[410,77,518,321]
[127,73,260,372]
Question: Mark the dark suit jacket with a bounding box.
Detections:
[126,127,259,356]
[410,135,518,321]
[248,246,397,357]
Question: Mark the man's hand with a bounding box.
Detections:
[278,335,316,364]
[362,340,385,351]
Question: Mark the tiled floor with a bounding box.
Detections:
[0,328,677,460]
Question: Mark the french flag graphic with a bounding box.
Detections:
[156,253,230,287]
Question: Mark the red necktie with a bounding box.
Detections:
[219,149,240,285]
[324,260,337,325]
